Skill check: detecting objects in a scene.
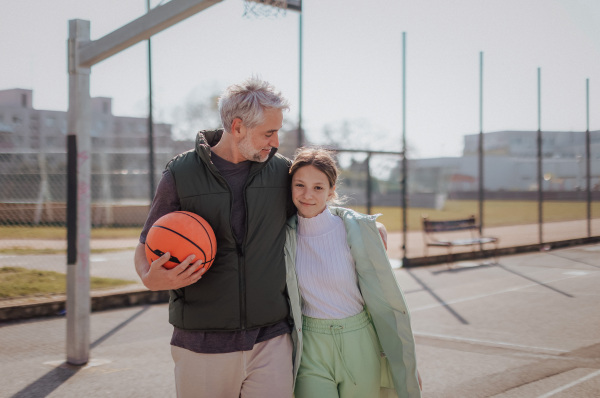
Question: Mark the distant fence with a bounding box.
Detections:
[0,145,599,241]
[448,190,600,201]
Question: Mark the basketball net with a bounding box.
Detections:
[243,0,288,18]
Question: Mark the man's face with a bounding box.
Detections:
[237,108,282,162]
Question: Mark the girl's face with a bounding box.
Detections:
[291,165,336,219]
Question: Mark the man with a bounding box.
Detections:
[134,77,295,397]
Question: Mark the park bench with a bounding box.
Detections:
[422,215,499,265]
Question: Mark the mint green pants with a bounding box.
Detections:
[295,310,382,398]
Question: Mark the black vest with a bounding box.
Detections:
[166,130,292,331]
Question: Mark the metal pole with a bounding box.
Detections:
[366,153,372,215]
[586,78,591,237]
[147,0,156,200]
[297,12,303,148]
[537,67,543,245]
[67,19,92,365]
[401,32,408,264]
[63,0,227,367]
[478,51,484,235]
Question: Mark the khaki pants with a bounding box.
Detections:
[171,333,293,398]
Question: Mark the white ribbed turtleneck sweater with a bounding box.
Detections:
[296,207,365,319]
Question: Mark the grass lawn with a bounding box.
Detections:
[0,266,134,299]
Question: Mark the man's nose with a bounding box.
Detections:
[270,132,279,148]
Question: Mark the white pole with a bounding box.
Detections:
[67,19,92,365]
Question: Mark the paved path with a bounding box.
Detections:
[0,238,138,251]
[0,250,142,282]
[2,218,598,258]
[1,244,599,397]
[386,218,600,260]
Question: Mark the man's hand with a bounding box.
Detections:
[134,243,207,291]
[376,221,388,250]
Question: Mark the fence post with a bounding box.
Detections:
[146,0,156,201]
[586,78,591,237]
[366,153,372,215]
[537,67,543,245]
[401,31,408,264]
[478,51,484,235]
[297,11,303,149]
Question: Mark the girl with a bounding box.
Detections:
[284,147,421,398]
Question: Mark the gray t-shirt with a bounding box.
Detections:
[140,152,290,354]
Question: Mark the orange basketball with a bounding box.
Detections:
[145,211,217,272]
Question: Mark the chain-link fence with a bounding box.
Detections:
[1,128,600,267]
[0,148,188,228]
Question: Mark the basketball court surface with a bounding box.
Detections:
[1,243,599,397]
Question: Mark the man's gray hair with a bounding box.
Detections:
[218,77,290,132]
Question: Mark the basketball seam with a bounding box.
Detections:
[145,242,180,265]
[150,225,215,263]
[174,211,216,260]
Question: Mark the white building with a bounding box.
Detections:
[463,130,600,159]
[395,130,600,194]
[0,88,187,204]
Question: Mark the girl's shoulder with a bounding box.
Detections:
[329,206,380,223]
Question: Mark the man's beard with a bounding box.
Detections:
[238,135,269,162]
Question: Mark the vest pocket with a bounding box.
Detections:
[170,288,184,302]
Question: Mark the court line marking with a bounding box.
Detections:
[413,331,568,354]
[410,273,597,312]
[536,368,600,398]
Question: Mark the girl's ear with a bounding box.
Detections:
[328,185,336,201]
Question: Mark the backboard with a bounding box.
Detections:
[246,0,301,11]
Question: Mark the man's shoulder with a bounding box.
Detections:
[271,153,292,168]
[263,153,291,177]
[167,149,203,171]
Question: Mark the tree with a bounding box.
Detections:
[171,84,222,140]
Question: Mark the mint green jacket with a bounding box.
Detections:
[284,207,421,398]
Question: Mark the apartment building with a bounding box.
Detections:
[403,130,600,195]
[0,88,185,204]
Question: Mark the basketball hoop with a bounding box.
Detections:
[242,0,301,18]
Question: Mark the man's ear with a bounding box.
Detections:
[231,118,245,138]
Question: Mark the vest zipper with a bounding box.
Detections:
[203,147,271,331]
[237,164,264,331]
[206,161,246,330]
[237,243,246,330]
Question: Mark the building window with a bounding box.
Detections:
[21,93,28,108]
[103,101,109,114]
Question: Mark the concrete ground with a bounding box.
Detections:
[1,242,599,397]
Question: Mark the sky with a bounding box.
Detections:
[2,0,600,159]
